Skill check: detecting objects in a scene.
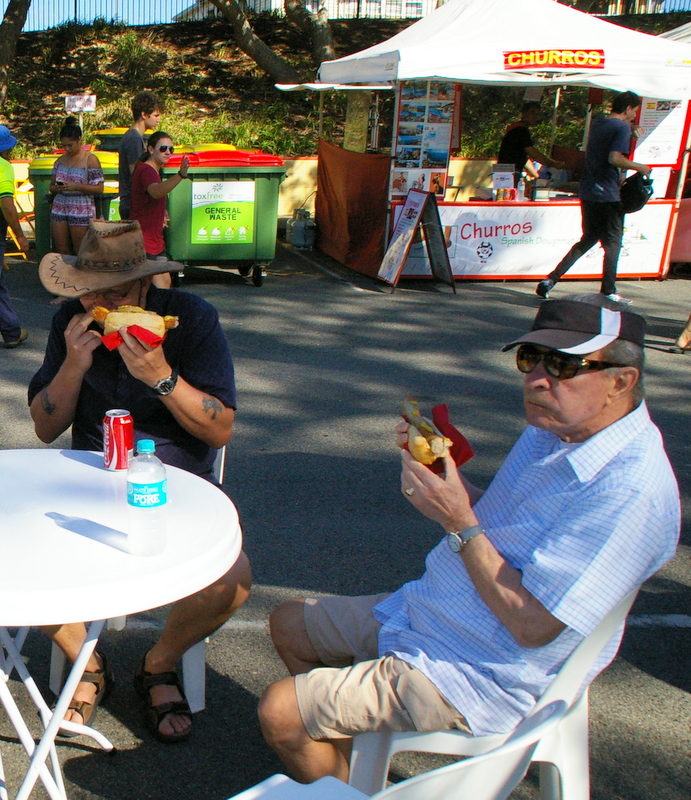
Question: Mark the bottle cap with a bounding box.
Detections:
[137,439,155,454]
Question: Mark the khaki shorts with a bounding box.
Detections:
[295,594,471,741]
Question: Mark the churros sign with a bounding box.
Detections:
[503,49,605,70]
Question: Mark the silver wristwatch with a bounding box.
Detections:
[447,525,485,553]
[153,369,179,396]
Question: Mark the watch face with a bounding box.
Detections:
[155,378,176,395]
[447,532,462,553]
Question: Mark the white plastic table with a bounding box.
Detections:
[0,448,242,800]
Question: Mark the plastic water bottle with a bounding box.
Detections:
[517,178,526,202]
[127,439,167,556]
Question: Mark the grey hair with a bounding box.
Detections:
[570,293,645,405]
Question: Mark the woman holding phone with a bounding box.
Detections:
[49,117,104,256]
[130,130,189,289]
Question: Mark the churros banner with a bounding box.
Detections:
[503,49,605,71]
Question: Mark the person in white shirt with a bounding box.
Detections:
[258,295,680,784]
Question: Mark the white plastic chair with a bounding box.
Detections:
[48,445,227,714]
[224,700,568,800]
[348,588,639,800]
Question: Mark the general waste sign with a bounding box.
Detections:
[190,181,255,244]
[503,50,605,70]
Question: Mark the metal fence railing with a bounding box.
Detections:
[2,0,690,33]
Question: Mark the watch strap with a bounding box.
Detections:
[447,525,485,552]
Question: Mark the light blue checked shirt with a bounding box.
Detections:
[374,402,680,736]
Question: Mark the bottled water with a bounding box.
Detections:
[517,178,526,202]
[127,439,167,556]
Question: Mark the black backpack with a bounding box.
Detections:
[620,172,654,214]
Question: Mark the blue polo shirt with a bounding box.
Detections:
[28,287,236,480]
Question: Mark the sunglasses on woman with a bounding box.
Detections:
[157,145,174,153]
[516,343,622,381]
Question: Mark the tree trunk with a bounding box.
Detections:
[285,0,336,65]
[208,0,302,84]
[0,0,32,116]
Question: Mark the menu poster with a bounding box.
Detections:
[379,190,455,292]
[392,80,459,198]
[634,99,689,167]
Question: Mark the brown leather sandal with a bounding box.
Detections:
[57,651,114,737]
[133,651,193,744]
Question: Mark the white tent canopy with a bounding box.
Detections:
[660,21,691,42]
[318,0,691,99]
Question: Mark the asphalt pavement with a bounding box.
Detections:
[0,245,689,800]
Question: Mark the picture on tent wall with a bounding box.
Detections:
[392,172,409,195]
[398,124,423,144]
[396,147,422,168]
[429,82,454,101]
[430,173,445,195]
[400,103,426,122]
[427,102,454,124]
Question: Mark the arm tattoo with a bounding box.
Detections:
[40,388,57,415]
[202,396,223,420]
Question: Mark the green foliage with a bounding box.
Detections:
[6,13,691,160]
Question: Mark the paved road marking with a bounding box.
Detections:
[627,614,691,628]
[122,616,690,632]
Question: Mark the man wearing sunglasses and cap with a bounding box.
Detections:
[259,296,679,786]
[27,219,251,744]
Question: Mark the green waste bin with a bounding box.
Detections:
[30,150,121,260]
[162,150,285,286]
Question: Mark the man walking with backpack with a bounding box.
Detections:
[536,91,650,305]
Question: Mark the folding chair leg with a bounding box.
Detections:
[348,731,394,795]
[182,639,207,714]
[49,642,67,698]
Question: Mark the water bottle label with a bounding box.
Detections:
[127,479,167,508]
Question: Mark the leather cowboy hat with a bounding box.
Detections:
[39,219,182,298]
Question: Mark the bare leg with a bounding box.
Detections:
[270,599,324,676]
[40,623,102,724]
[68,224,88,254]
[258,677,351,783]
[50,220,72,255]
[143,550,252,737]
[261,599,353,782]
[674,312,691,349]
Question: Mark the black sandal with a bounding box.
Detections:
[133,651,193,744]
[57,651,114,737]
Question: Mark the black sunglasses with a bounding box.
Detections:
[516,344,622,381]
[157,144,174,153]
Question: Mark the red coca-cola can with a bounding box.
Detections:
[103,409,134,471]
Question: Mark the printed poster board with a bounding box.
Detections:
[190,181,255,244]
[634,99,689,168]
[379,190,455,290]
[391,81,460,201]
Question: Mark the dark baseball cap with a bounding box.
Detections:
[502,299,646,355]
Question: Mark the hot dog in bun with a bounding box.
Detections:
[402,397,452,465]
[90,305,179,338]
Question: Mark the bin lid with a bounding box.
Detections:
[168,150,284,168]
[29,155,59,169]
[29,151,119,170]
[193,143,238,152]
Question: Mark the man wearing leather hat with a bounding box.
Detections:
[28,219,252,745]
